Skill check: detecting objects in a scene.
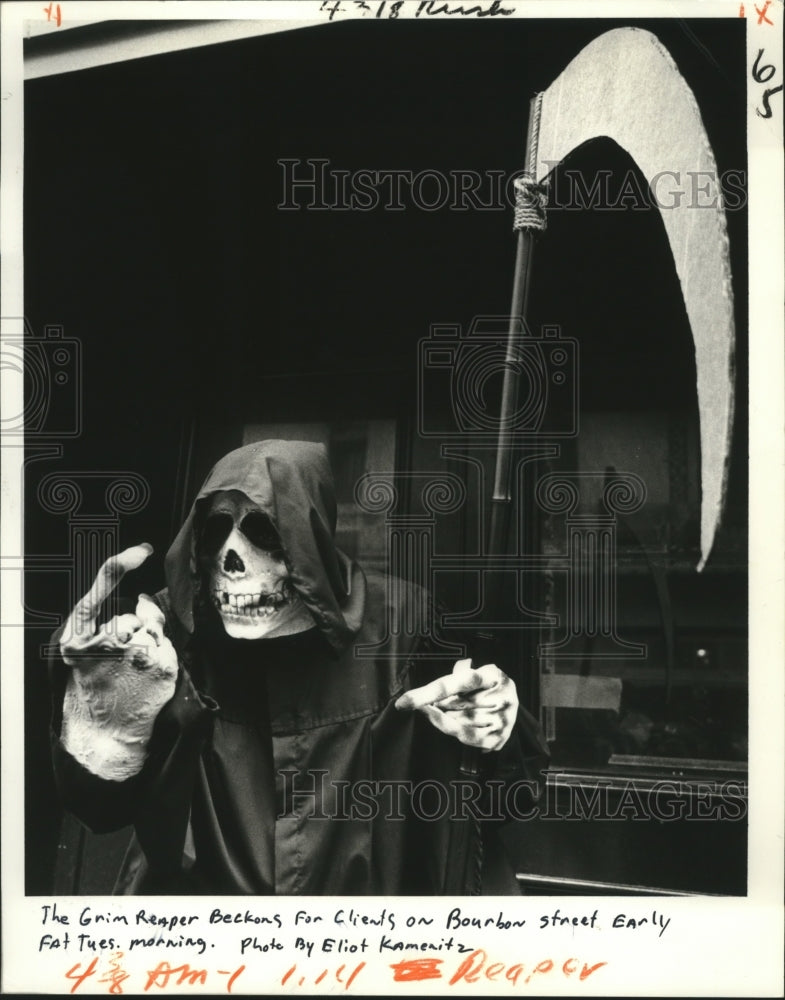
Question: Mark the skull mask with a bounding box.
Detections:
[199,490,314,639]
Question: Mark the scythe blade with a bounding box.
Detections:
[452,28,737,891]
[531,27,735,569]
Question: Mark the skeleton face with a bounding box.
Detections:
[199,490,314,639]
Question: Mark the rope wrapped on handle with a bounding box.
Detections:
[512,90,547,233]
[513,174,548,232]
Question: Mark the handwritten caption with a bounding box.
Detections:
[35,900,675,993]
[319,0,514,22]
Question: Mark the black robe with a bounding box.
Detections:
[50,441,548,894]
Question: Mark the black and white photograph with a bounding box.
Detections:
[1,0,782,994]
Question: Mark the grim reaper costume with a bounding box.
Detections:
[50,441,548,894]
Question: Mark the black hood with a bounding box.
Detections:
[164,440,366,652]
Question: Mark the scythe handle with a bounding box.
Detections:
[452,97,543,893]
[492,226,537,510]
[493,92,542,514]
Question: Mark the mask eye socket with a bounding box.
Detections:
[240,511,284,558]
[199,512,233,557]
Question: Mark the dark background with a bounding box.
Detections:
[24,17,747,894]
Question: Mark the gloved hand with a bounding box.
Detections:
[395,657,519,752]
[59,544,178,781]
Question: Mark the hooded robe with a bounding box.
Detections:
[50,441,548,894]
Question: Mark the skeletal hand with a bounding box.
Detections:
[395,658,518,752]
[59,544,178,780]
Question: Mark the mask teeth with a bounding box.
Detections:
[211,589,290,617]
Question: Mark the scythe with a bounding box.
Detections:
[500,26,735,571]
[450,27,736,894]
